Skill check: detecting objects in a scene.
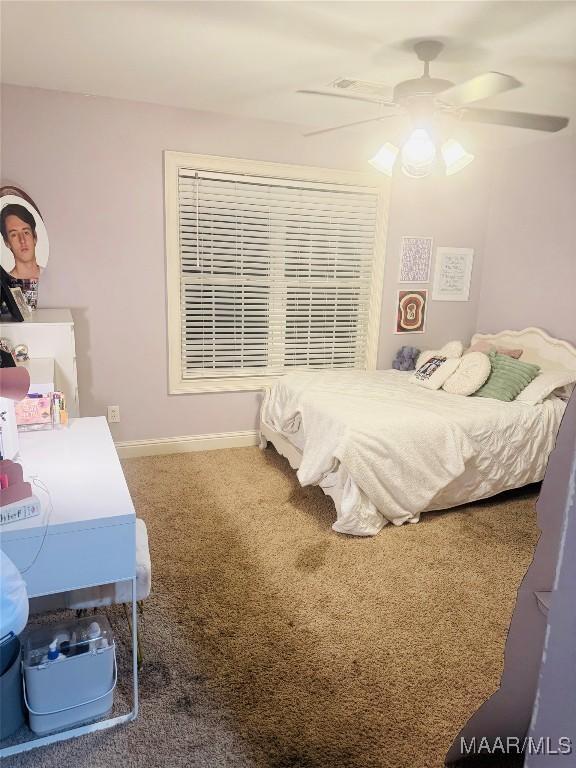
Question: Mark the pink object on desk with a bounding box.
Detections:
[0,368,32,458]
[0,367,31,401]
[15,396,52,428]
[0,459,32,506]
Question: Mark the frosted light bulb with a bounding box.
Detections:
[401,129,436,178]
[368,143,399,176]
[442,139,475,175]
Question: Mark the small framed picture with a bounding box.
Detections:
[398,236,433,283]
[432,247,474,301]
[10,287,31,318]
[395,289,427,334]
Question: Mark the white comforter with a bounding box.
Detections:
[261,369,565,536]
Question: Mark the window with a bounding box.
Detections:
[165,153,388,393]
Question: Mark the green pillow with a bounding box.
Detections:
[473,351,540,402]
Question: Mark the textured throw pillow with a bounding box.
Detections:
[416,350,435,369]
[442,352,492,396]
[440,340,464,359]
[473,352,540,402]
[412,356,461,390]
[466,341,523,359]
[416,340,463,370]
[515,369,576,405]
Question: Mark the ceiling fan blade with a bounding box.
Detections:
[297,89,396,106]
[437,72,522,107]
[462,107,569,132]
[331,77,393,100]
[304,115,398,137]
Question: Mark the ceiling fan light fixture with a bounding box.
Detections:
[369,142,399,176]
[400,128,436,178]
[442,139,475,175]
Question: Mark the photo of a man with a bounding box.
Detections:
[0,204,40,280]
[0,191,49,312]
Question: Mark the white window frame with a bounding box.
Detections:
[165,151,389,394]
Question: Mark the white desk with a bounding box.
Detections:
[0,417,138,756]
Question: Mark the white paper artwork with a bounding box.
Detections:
[432,247,474,301]
[398,236,433,283]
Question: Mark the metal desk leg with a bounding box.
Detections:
[131,575,139,720]
[0,576,139,757]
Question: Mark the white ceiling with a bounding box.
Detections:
[2,1,576,148]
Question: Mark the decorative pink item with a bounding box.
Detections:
[0,367,30,401]
[466,340,523,358]
[0,458,32,506]
[15,396,52,428]
[0,368,30,462]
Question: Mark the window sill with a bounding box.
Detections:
[169,375,279,394]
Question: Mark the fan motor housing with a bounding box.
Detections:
[393,77,454,104]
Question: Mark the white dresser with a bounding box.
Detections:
[0,309,79,417]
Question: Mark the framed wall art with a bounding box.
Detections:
[398,236,433,283]
[432,247,474,301]
[10,287,32,318]
[395,289,427,334]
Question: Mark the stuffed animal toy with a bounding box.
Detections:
[392,346,421,371]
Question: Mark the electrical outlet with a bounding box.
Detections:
[107,405,120,423]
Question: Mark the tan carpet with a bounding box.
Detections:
[6,446,539,768]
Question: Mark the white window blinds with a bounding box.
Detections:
[176,167,382,382]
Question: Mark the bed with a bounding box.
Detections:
[259,328,576,536]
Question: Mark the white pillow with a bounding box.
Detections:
[416,349,435,369]
[439,340,464,359]
[515,369,576,405]
[416,340,463,370]
[412,356,461,390]
[442,352,491,396]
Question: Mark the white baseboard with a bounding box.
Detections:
[115,429,259,459]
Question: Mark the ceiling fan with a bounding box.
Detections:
[299,40,570,177]
[300,40,570,136]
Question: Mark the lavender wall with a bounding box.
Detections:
[1,85,491,442]
[477,134,576,344]
[377,165,491,368]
